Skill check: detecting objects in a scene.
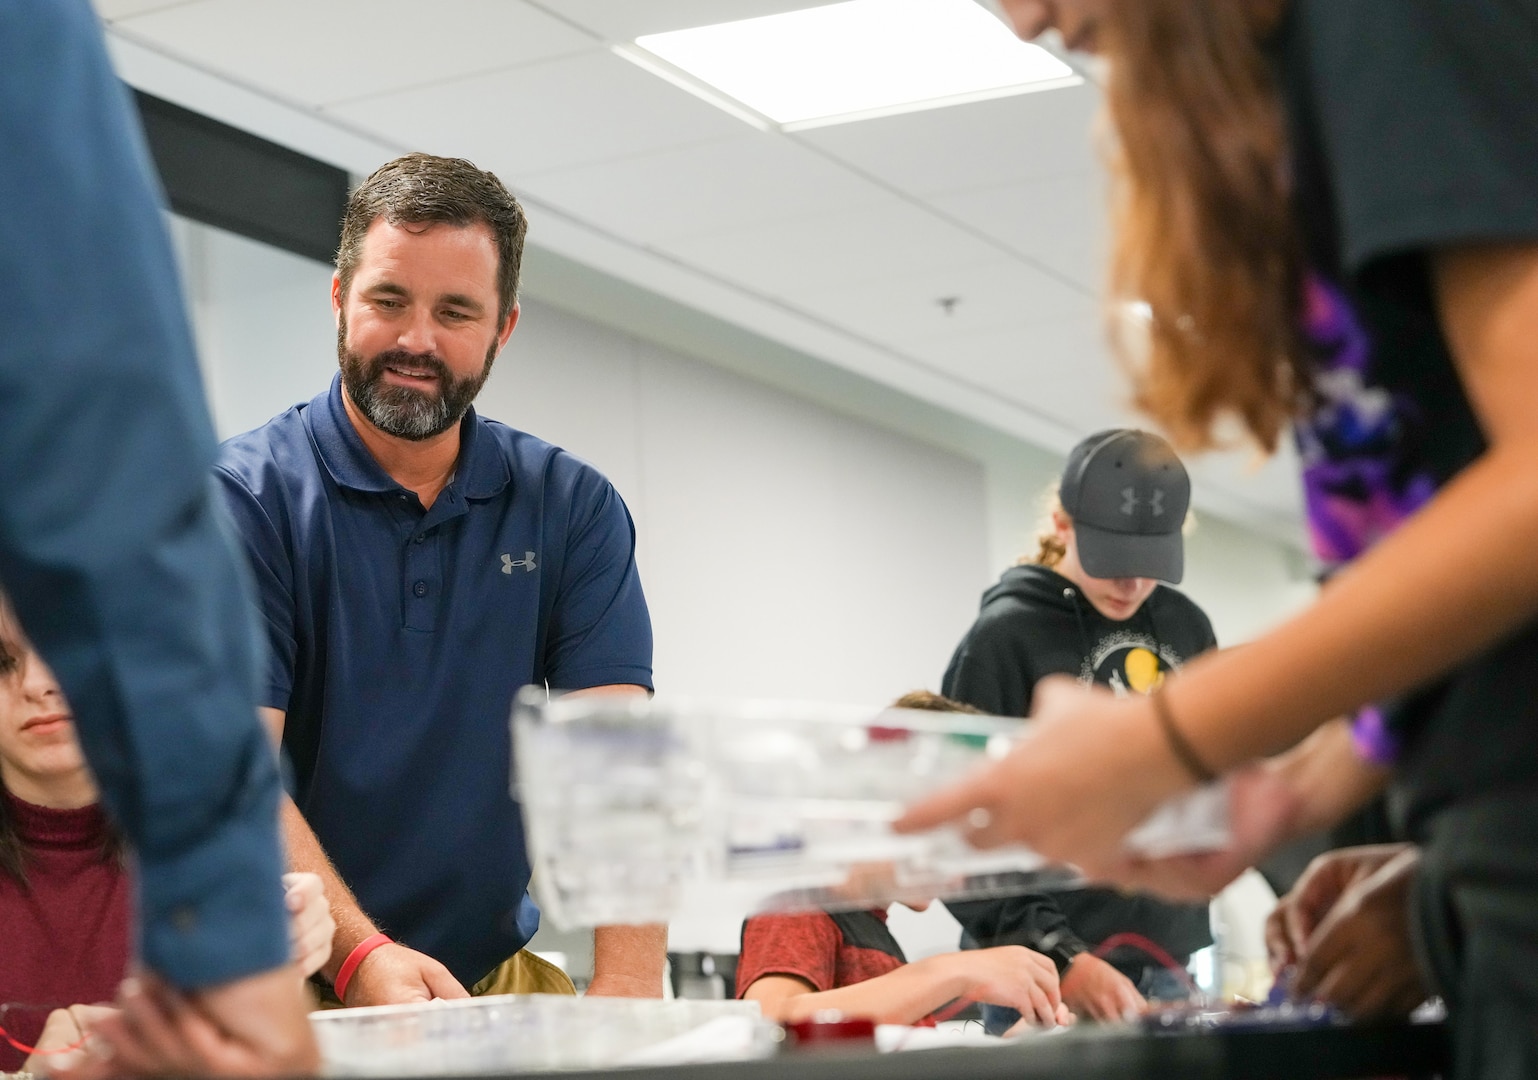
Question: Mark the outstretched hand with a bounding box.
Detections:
[1103,763,1302,900]
[895,677,1190,878]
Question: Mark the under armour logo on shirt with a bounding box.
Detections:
[501,551,537,574]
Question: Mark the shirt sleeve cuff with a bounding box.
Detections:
[133,771,290,989]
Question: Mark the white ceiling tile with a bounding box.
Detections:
[113,0,594,106]
[781,258,1095,353]
[543,0,846,41]
[795,80,1100,196]
[656,193,1011,301]
[519,134,885,246]
[931,168,1110,291]
[328,49,749,179]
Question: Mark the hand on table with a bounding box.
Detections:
[895,677,1182,878]
[948,946,1072,1028]
[1265,844,1409,972]
[341,943,469,1006]
[53,966,318,1079]
[1274,845,1428,1020]
[22,1005,116,1075]
[1059,953,1146,1022]
[282,872,334,979]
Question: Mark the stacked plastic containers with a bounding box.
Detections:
[512,690,1229,930]
[312,996,774,1075]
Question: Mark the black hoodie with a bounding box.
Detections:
[942,563,1217,978]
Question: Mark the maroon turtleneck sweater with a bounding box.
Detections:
[0,790,130,1070]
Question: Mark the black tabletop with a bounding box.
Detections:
[471,1019,1446,1080]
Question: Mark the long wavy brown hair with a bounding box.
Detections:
[1099,0,1305,453]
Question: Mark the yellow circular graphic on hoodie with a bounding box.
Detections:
[1124,648,1165,694]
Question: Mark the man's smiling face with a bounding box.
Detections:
[334,217,514,441]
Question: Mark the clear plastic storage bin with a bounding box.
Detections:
[311,995,773,1075]
[512,691,1227,929]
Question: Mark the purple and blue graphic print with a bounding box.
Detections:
[1294,273,1437,567]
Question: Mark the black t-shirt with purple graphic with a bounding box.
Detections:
[1274,0,1538,833]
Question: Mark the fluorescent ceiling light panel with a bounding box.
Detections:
[624,0,1079,131]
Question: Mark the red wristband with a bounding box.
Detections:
[334,932,392,1004]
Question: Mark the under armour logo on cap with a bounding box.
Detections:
[501,551,537,574]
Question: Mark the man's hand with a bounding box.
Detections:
[1265,844,1409,972]
[1059,953,1146,1022]
[283,873,334,980]
[947,946,1070,1028]
[56,967,318,1079]
[342,943,469,1006]
[1290,846,1428,1020]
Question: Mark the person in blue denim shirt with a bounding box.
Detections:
[0,1,315,1073]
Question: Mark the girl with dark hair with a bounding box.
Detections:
[903,3,1538,1077]
[0,600,334,1073]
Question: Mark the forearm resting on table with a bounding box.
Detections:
[744,959,972,1026]
[280,798,378,981]
[260,706,377,979]
[589,924,668,996]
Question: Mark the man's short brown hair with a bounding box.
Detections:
[336,153,527,323]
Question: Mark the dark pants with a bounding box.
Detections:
[1413,788,1538,1080]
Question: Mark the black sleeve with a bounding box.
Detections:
[946,893,1087,956]
[941,611,1034,717]
[1291,0,1538,274]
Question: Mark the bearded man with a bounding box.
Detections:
[215,154,661,1006]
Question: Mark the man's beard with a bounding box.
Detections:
[337,317,496,441]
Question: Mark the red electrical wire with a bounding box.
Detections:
[1091,932,1204,998]
[0,1007,93,1057]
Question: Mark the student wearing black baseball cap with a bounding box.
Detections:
[941,429,1217,1025]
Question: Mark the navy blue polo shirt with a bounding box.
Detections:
[214,375,653,988]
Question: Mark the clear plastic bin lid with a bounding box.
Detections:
[512,689,1228,929]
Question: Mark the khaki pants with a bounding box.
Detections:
[471,949,577,996]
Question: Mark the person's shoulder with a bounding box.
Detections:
[477,416,619,497]
[215,404,313,490]
[975,566,1071,622]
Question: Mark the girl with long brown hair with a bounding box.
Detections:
[0,596,335,1073]
[903,3,1538,1077]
